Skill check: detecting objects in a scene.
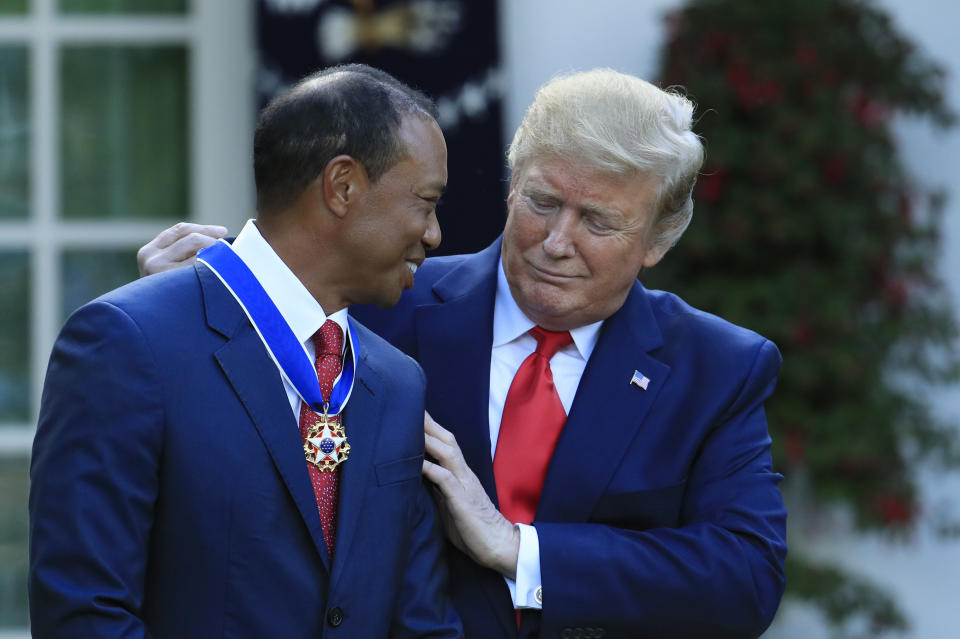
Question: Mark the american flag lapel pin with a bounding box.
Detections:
[630,370,650,391]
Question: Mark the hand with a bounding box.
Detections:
[422,412,520,579]
[137,222,228,277]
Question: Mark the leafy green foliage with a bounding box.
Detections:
[649,0,959,634]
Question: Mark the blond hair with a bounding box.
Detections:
[508,68,704,252]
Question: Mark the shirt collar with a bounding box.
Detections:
[493,255,603,361]
[232,219,349,350]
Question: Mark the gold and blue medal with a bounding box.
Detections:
[196,240,359,475]
[304,403,350,472]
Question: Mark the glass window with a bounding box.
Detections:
[59,0,186,14]
[62,249,140,319]
[0,46,29,220]
[0,454,28,628]
[0,252,29,422]
[60,45,188,220]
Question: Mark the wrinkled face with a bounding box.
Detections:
[502,155,666,331]
[347,114,447,307]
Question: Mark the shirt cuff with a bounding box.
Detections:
[504,523,542,610]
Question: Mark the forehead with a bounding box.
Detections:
[394,114,448,186]
[515,156,660,219]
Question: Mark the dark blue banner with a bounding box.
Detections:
[257,0,505,256]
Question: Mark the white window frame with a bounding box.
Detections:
[0,0,254,633]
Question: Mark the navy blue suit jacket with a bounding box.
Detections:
[30,263,463,638]
[352,239,787,639]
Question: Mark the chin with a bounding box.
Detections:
[373,289,403,309]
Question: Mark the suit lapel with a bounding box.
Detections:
[537,282,671,523]
[330,328,379,588]
[415,240,501,505]
[198,263,332,570]
[415,243,517,636]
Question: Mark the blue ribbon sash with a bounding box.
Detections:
[197,239,356,416]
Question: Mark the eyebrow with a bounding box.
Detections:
[413,182,446,202]
[581,202,623,220]
[523,186,622,220]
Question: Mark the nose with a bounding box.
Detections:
[542,208,577,258]
[422,210,441,250]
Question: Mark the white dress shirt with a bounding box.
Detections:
[490,259,603,609]
[231,219,349,420]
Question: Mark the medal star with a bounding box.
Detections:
[307,422,346,464]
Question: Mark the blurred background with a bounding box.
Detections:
[0,0,957,637]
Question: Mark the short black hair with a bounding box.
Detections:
[254,64,438,214]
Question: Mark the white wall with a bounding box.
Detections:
[193,0,257,232]
[500,1,960,637]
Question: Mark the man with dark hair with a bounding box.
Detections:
[30,65,463,638]
[140,68,787,639]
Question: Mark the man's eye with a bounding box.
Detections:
[525,195,558,213]
[585,217,614,234]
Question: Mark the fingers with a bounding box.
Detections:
[422,458,452,486]
[155,222,228,250]
[138,222,228,277]
[425,432,469,478]
[423,411,456,445]
[164,231,222,263]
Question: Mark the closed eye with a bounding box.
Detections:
[524,194,560,214]
[584,216,615,234]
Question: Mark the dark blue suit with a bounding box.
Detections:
[30,263,463,638]
[353,239,787,639]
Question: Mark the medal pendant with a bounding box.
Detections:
[304,410,350,472]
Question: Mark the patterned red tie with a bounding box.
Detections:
[494,326,573,525]
[299,319,344,561]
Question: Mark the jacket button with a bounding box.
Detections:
[327,606,344,627]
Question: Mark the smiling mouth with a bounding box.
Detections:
[406,261,418,275]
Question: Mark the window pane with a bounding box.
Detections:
[0,252,29,422]
[0,46,29,219]
[62,248,139,319]
[59,0,185,14]
[0,0,28,15]
[60,46,188,220]
[0,455,28,628]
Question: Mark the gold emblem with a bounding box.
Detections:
[304,407,350,472]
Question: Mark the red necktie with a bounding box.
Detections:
[494,327,573,525]
[299,319,344,561]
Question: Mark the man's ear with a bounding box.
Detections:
[322,155,367,218]
[641,241,670,269]
[505,173,520,209]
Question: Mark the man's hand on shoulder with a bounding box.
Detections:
[138,222,228,277]
[422,412,521,580]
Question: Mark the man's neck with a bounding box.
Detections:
[255,216,348,315]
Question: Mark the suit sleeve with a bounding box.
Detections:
[29,301,162,638]
[535,339,787,639]
[390,362,464,639]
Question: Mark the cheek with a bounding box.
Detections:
[589,247,641,293]
[505,207,544,252]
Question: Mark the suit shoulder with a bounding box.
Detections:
[406,253,471,299]
[350,319,425,384]
[91,267,202,319]
[349,252,474,355]
[645,287,781,365]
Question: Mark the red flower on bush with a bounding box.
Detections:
[884,278,909,312]
[823,156,847,183]
[696,167,729,204]
[791,321,815,347]
[874,493,913,524]
[784,429,806,465]
[846,90,892,128]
